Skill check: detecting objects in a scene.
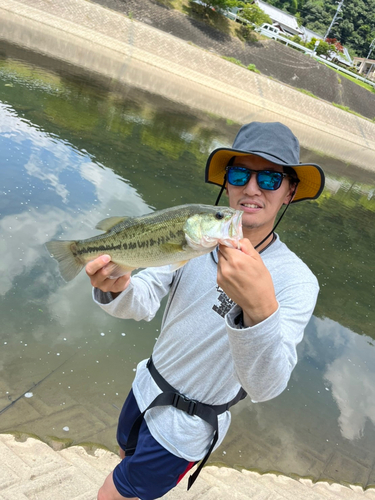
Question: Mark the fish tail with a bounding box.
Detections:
[45,240,84,282]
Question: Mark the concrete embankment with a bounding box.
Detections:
[93,0,375,122]
[0,0,375,172]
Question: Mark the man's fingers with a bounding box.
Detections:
[85,255,111,277]
[237,238,256,256]
[218,238,255,259]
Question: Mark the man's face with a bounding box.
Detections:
[226,155,295,237]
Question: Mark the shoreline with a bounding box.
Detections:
[2,432,374,499]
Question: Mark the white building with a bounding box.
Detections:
[252,0,303,36]
[353,57,375,81]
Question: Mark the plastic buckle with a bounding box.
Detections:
[172,393,197,416]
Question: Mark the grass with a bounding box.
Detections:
[319,62,375,93]
[297,88,318,99]
[221,56,260,73]
[332,102,374,121]
[222,56,246,67]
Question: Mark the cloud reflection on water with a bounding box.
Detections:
[0,103,150,296]
[318,317,375,441]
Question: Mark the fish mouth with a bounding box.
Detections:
[218,210,243,249]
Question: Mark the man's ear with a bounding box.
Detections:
[283,184,297,205]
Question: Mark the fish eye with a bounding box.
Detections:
[215,211,224,220]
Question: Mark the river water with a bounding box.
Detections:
[1,40,375,487]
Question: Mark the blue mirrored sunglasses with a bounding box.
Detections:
[226,166,292,191]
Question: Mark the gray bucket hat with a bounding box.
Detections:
[205,122,325,202]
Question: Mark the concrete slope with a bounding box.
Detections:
[1,434,375,500]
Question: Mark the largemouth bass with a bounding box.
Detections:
[46,204,243,282]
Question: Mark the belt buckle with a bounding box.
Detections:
[172,393,197,416]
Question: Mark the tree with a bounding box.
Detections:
[239,3,272,25]
[306,37,335,57]
[198,0,240,10]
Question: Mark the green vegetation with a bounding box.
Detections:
[239,4,272,25]
[182,0,375,59]
[255,0,375,59]
[222,56,260,73]
[326,65,375,93]
[332,102,367,118]
[289,35,336,57]
[200,0,238,8]
[247,63,260,73]
[222,56,246,66]
[296,88,318,98]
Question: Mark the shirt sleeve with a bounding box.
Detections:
[225,279,319,403]
[92,266,176,322]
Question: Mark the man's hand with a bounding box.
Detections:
[85,255,131,297]
[217,238,278,327]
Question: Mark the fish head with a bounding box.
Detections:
[183,206,243,250]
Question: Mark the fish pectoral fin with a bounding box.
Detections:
[104,262,135,279]
[169,260,190,272]
[95,216,131,232]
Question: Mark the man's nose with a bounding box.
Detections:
[243,173,261,195]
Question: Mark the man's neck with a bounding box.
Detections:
[242,226,275,252]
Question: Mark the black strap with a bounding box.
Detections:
[125,358,247,490]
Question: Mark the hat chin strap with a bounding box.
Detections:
[214,179,297,251]
[214,174,227,206]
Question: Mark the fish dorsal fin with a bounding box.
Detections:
[95,216,131,232]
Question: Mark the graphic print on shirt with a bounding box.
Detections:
[212,285,234,318]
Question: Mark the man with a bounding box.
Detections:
[86,122,325,500]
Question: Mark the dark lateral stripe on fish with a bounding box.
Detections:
[77,243,123,255]
[77,230,186,255]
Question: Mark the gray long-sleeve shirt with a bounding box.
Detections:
[93,235,319,461]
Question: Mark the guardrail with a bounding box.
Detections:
[311,54,375,89]
[257,28,375,89]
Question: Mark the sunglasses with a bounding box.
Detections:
[226,166,296,191]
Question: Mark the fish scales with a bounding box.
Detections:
[45,204,243,282]
[75,207,196,268]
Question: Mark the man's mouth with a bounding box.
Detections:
[241,203,261,209]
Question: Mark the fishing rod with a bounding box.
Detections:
[0,355,74,416]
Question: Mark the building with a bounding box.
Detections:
[353,57,375,81]
[252,0,303,36]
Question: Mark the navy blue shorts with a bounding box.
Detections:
[113,389,196,500]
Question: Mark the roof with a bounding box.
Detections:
[254,0,301,32]
[353,57,375,63]
[300,26,324,42]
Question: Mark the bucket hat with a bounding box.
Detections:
[205,122,325,203]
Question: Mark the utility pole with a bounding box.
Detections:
[367,39,375,60]
[324,0,344,41]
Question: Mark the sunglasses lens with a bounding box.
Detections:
[227,168,251,186]
[257,171,283,190]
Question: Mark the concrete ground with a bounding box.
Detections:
[1,0,375,498]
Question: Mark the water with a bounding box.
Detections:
[1,41,375,487]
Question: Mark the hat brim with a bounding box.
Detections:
[205,148,325,203]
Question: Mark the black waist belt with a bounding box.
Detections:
[125,357,247,490]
